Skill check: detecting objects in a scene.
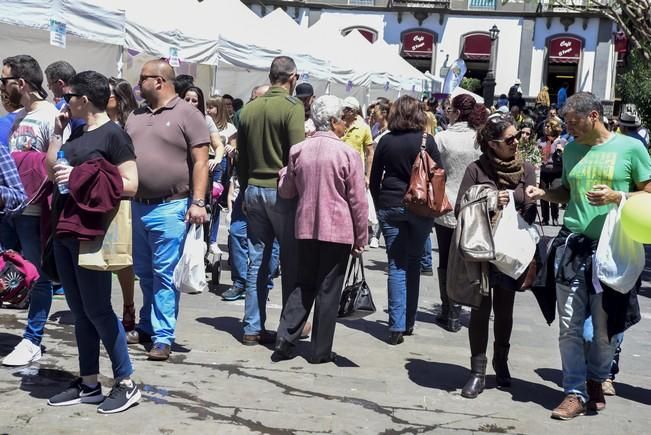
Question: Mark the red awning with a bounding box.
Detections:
[462,33,491,61]
[401,30,435,58]
[548,36,582,64]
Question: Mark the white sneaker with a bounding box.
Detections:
[209,243,223,256]
[369,237,379,248]
[2,338,42,366]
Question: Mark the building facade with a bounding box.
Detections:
[241,0,628,113]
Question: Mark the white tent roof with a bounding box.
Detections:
[0,0,126,46]
[450,86,485,104]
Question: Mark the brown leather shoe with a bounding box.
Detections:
[122,304,136,332]
[147,342,171,361]
[300,321,312,339]
[551,394,586,420]
[587,379,606,411]
[126,329,152,345]
[242,330,277,346]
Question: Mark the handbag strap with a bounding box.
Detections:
[357,254,366,281]
[344,256,357,286]
[420,133,427,150]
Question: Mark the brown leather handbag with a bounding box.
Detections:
[404,133,452,218]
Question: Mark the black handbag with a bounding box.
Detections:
[338,255,376,320]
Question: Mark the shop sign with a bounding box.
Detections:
[401,30,435,58]
[548,36,582,64]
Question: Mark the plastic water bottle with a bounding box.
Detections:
[55,150,70,194]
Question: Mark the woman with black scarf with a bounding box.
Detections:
[455,113,537,398]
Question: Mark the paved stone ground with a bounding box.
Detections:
[1,222,650,435]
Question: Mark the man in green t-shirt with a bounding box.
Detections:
[526,92,651,420]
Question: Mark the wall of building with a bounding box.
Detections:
[247,4,615,101]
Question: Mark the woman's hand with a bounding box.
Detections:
[351,245,364,257]
[225,144,236,157]
[208,158,219,172]
[525,185,546,201]
[497,190,510,207]
[53,163,72,186]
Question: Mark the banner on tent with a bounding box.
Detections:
[442,59,467,95]
[169,47,180,67]
[49,20,67,48]
[346,80,353,93]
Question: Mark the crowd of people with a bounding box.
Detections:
[0,53,649,421]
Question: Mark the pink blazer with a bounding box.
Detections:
[278,131,368,248]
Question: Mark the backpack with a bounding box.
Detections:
[403,133,452,218]
[0,250,40,305]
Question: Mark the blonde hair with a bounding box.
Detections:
[206,96,230,130]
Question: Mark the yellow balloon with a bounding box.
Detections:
[621,194,651,244]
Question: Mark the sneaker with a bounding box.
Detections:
[48,378,103,406]
[369,237,379,248]
[602,378,616,396]
[2,338,41,366]
[209,243,223,256]
[221,286,245,301]
[551,394,586,420]
[53,286,65,299]
[97,379,141,414]
[420,267,434,276]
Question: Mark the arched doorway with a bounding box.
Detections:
[545,35,583,105]
[460,32,491,84]
[400,29,437,73]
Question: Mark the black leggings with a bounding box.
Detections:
[434,223,454,270]
[469,287,516,357]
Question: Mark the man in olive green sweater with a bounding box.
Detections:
[237,56,305,345]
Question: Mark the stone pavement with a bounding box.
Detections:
[1,226,650,435]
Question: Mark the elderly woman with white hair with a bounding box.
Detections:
[273,95,368,364]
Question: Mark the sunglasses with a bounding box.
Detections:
[492,131,521,146]
[0,76,20,86]
[139,75,165,84]
[62,93,83,103]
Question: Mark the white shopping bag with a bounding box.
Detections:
[594,195,644,294]
[490,190,537,279]
[367,189,378,226]
[173,224,208,294]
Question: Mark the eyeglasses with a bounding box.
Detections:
[62,93,83,103]
[139,75,165,84]
[492,131,521,146]
[0,76,20,86]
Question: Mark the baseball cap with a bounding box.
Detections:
[496,105,509,114]
[4,55,49,99]
[295,83,314,98]
[514,78,521,85]
[342,96,360,111]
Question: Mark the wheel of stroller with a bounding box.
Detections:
[210,255,222,286]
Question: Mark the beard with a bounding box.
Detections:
[3,87,22,109]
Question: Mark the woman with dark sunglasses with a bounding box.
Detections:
[455,113,537,399]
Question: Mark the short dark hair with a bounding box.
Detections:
[222,94,234,102]
[387,95,426,132]
[2,55,47,98]
[269,56,297,85]
[477,113,515,153]
[181,86,206,116]
[233,98,243,112]
[69,71,111,111]
[45,61,76,84]
[560,92,603,118]
[108,77,137,127]
[174,74,194,96]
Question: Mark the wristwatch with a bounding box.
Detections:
[191,198,206,207]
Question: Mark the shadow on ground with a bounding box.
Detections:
[197,316,242,343]
[338,318,389,344]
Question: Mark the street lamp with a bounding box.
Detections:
[483,25,500,107]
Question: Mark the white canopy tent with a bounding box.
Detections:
[0,0,125,113]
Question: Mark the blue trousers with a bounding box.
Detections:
[132,199,187,346]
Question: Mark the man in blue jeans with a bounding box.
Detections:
[125,59,209,361]
[222,190,279,301]
[1,55,57,366]
[237,56,304,345]
[527,92,651,420]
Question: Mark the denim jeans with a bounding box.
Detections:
[132,199,187,346]
[556,255,618,399]
[243,186,297,335]
[421,234,433,271]
[0,216,53,346]
[229,191,279,291]
[378,207,434,332]
[209,157,229,244]
[583,316,624,380]
[54,238,132,379]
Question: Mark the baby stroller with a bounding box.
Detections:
[205,156,230,287]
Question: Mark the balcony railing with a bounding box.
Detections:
[389,0,451,7]
[469,0,496,9]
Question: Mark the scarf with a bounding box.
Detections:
[479,150,524,189]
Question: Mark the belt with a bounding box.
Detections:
[132,192,188,205]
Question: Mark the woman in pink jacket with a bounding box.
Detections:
[274,95,368,364]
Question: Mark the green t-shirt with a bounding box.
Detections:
[562,133,651,240]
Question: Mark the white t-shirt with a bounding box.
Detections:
[205,115,218,135]
[8,101,59,152]
[218,122,237,145]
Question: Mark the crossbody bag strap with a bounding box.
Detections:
[420,132,427,150]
